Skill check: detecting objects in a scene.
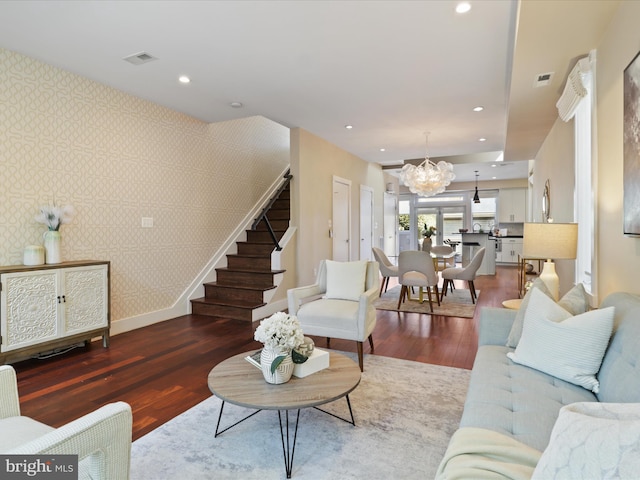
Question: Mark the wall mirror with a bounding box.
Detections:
[542,179,551,222]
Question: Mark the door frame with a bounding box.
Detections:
[359,185,374,261]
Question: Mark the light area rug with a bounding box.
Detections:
[374,285,479,318]
[130,352,471,480]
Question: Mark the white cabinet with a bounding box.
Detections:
[499,188,527,223]
[498,238,523,264]
[1,261,109,363]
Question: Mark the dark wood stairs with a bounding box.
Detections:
[190,184,290,322]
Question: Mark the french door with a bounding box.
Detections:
[415,206,465,253]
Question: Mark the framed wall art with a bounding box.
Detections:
[624,49,640,236]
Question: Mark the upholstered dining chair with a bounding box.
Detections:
[397,250,440,313]
[287,259,379,371]
[440,247,485,304]
[430,244,455,271]
[371,247,398,296]
[0,365,132,479]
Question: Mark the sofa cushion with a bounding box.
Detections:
[507,289,614,393]
[532,402,640,479]
[0,416,54,450]
[460,345,597,452]
[324,260,367,301]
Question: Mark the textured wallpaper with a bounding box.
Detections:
[0,48,290,322]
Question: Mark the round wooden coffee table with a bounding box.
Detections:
[208,350,361,478]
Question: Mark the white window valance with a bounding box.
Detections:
[556,55,592,121]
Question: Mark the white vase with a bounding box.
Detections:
[43,230,62,264]
[422,237,432,253]
[260,347,294,384]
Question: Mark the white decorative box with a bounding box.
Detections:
[293,348,330,378]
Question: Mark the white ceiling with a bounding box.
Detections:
[0,0,620,182]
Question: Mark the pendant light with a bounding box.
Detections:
[399,132,456,197]
[473,170,481,203]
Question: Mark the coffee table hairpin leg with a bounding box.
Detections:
[215,395,355,478]
[214,401,262,437]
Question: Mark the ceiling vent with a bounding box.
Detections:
[123,52,157,66]
[533,72,554,88]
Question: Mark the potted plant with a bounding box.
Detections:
[254,312,305,384]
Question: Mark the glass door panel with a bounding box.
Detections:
[416,206,465,258]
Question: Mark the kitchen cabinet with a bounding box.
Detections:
[498,238,523,264]
[499,188,527,223]
[1,261,109,364]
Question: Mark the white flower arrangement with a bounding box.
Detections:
[35,203,75,231]
[254,312,304,352]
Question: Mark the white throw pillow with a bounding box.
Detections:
[507,289,614,393]
[324,260,367,301]
[505,279,553,348]
[532,402,640,480]
[506,281,590,348]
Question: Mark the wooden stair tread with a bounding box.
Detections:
[203,282,276,291]
[191,297,265,309]
[216,267,286,274]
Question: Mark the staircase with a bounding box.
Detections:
[190,177,291,322]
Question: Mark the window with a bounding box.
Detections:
[557,51,597,300]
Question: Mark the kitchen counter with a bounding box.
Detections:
[460,233,495,275]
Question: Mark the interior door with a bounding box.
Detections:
[359,185,374,261]
[332,177,351,261]
[383,192,397,259]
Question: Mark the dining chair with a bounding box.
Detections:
[372,247,398,296]
[430,245,455,271]
[397,250,440,313]
[440,247,485,304]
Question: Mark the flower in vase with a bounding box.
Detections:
[35,203,75,231]
[254,312,304,373]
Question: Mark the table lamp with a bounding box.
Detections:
[523,223,578,300]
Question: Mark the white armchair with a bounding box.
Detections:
[0,365,133,479]
[287,260,379,371]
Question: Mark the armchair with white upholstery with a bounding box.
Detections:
[287,260,379,371]
[0,365,133,479]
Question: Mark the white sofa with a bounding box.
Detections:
[0,365,133,479]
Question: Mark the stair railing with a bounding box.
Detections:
[251,170,292,251]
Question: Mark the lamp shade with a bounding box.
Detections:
[523,223,578,260]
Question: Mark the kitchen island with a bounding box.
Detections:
[461,232,495,275]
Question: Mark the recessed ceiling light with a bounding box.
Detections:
[479,138,487,142]
[491,164,497,168]
[178,75,191,84]
[473,106,484,112]
[492,176,497,180]
[345,125,353,129]
[456,2,472,14]
[230,102,243,108]
[380,148,386,152]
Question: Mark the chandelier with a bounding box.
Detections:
[399,133,455,197]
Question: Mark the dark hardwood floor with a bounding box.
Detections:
[12,265,520,441]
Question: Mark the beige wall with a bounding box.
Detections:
[530,0,640,301]
[596,0,640,298]
[290,128,386,286]
[0,48,290,328]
